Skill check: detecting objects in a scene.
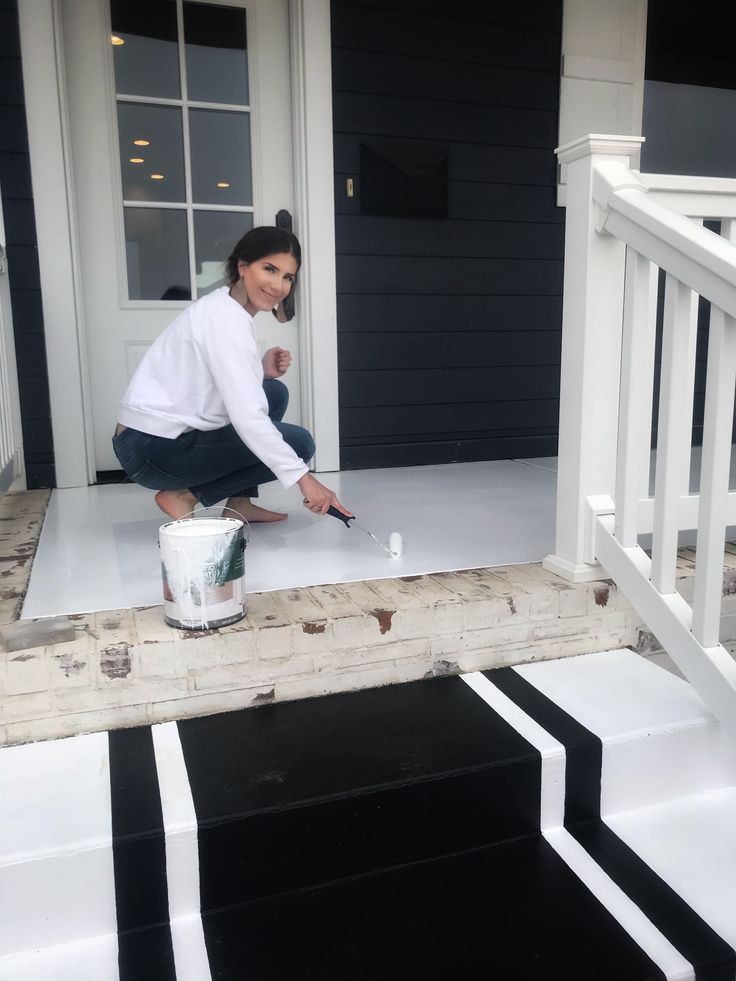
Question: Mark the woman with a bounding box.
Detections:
[112,226,352,525]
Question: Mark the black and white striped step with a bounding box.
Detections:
[1,649,734,980]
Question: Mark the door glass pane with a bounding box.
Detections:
[189,109,252,205]
[111,0,180,99]
[118,103,186,202]
[124,208,190,300]
[184,2,249,105]
[194,210,254,296]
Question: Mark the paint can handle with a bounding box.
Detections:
[179,506,251,545]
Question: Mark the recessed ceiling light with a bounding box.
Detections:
[133,139,150,147]
[216,181,231,188]
[129,157,145,163]
[111,35,125,46]
[150,173,165,180]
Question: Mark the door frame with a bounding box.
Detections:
[18,0,339,488]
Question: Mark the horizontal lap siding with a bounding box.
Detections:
[332,0,564,469]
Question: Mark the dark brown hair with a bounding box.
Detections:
[226,226,302,322]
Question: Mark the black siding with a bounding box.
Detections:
[0,0,55,488]
[332,0,564,469]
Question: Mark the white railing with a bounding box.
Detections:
[545,135,736,734]
[0,208,23,495]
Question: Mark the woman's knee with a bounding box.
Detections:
[289,426,315,463]
[263,378,288,420]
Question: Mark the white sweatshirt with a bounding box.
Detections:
[117,286,309,488]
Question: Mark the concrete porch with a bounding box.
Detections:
[3,477,736,748]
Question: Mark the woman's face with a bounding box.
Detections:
[238,252,298,315]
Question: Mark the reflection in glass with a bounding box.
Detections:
[189,109,252,206]
[110,0,180,99]
[124,208,190,300]
[184,3,248,105]
[118,103,186,203]
[194,211,253,297]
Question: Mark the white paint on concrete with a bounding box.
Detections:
[544,828,694,981]
[23,459,559,618]
[0,732,116,958]
[514,650,736,814]
[0,932,119,981]
[607,788,736,949]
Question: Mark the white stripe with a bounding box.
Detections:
[460,671,566,830]
[545,829,694,981]
[460,671,695,980]
[151,722,212,981]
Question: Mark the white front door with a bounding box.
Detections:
[62,0,300,472]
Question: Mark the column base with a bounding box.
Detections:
[542,553,608,583]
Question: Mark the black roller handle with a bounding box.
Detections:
[327,505,355,527]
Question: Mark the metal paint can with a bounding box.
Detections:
[159,516,246,630]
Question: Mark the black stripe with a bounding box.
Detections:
[108,726,176,981]
[572,822,736,981]
[488,665,601,824]
[484,666,736,979]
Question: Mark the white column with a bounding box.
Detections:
[543,135,643,582]
[18,0,92,487]
[289,0,340,473]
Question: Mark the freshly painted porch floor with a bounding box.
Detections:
[22,458,560,619]
[2,648,734,979]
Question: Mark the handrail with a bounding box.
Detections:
[593,160,736,318]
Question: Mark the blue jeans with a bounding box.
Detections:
[112,379,314,507]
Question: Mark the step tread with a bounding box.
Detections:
[122,836,671,981]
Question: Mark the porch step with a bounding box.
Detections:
[1,649,735,980]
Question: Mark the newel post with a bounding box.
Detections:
[543,135,644,583]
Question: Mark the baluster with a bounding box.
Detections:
[615,248,658,546]
[651,276,699,594]
[692,220,736,646]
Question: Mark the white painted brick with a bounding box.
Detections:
[334,580,386,614]
[246,593,291,629]
[255,623,293,658]
[94,609,136,648]
[55,678,188,713]
[49,650,91,690]
[463,621,530,651]
[218,628,257,663]
[132,605,177,643]
[5,651,49,694]
[306,584,363,618]
[292,620,333,655]
[585,582,615,614]
[1,690,55,724]
[436,571,491,600]
[279,587,330,622]
[398,575,459,603]
[146,686,276,725]
[394,607,432,640]
[557,587,588,618]
[431,602,465,635]
[430,633,463,659]
[330,615,366,651]
[275,663,397,703]
[134,640,180,678]
[362,611,400,646]
[368,578,428,610]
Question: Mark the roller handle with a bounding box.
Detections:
[326,505,355,527]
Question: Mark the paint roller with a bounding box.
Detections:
[326,506,403,558]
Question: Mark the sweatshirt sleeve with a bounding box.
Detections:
[198,299,309,488]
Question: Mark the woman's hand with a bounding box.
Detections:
[263,347,291,378]
[297,472,353,517]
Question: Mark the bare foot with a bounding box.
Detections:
[225,496,287,523]
[155,489,198,520]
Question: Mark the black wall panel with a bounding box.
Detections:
[0,0,55,488]
[332,0,564,469]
